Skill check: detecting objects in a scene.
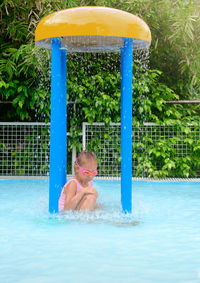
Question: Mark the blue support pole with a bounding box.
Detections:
[49,38,67,213]
[120,38,133,214]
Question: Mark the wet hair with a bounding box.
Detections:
[77,150,97,166]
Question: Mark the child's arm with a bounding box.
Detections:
[64,181,96,210]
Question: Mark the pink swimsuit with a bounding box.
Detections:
[58,178,93,211]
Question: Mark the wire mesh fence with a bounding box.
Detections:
[83,122,200,178]
[0,122,199,177]
[0,123,50,176]
[0,122,75,177]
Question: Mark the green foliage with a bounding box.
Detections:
[133,69,200,124]
[144,0,200,98]
[86,122,200,178]
[0,41,50,121]
[104,0,200,97]
[0,126,49,175]
[1,0,200,101]
[1,0,200,119]
[133,127,200,178]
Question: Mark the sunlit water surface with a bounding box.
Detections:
[0,180,200,283]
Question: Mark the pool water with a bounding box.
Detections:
[0,180,200,283]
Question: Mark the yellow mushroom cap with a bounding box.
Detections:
[35,7,151,52]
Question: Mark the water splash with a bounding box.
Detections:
[47,209,140,227]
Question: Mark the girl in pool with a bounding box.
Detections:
[59,150,98,211]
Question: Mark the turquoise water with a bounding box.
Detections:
[0,180,200,283]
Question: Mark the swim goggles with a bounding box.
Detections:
[76,158,98,177]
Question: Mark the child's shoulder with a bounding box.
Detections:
[65,178,78,186]
[63,178,78,193]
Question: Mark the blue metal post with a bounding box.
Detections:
[120,38,133,213]
[49,38,67,213]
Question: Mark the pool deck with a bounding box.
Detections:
[0,176,200,182]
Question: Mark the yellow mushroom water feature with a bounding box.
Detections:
[35,7,151,213]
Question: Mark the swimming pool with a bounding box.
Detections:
[0,180,200,283]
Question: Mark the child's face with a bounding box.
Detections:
[77,159,98,181]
